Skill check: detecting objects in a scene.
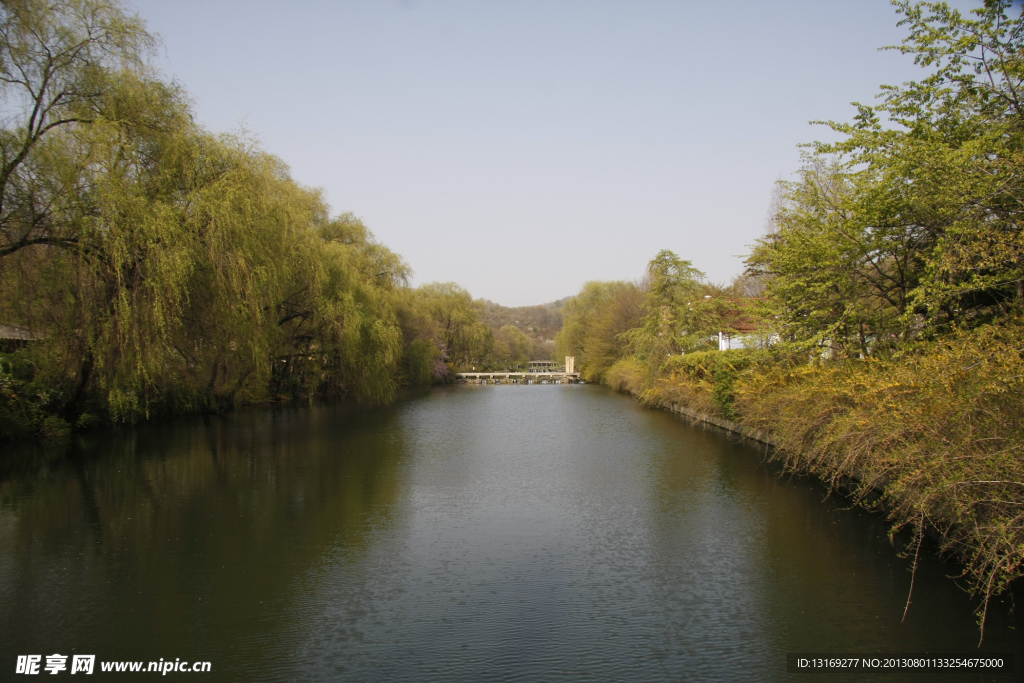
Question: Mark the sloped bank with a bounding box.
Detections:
[663,400,775,449]
[603,329,1024,636]
[660,399,892,500]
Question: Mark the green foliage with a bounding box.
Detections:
[738,0,1024,627]
[493,325,532,366]
[0,354,44,438]
[0,0,155,260]
[655,349,771,419]
[647,249,705,302]
[748,160,917,356]
[734,322,1024,633]
[554,280,644,382]
[603,356,647,395]
[556,251,757,386]
[0,351,72,438]
[0,0,425,436]
[617,251,739,373]
[401,338,439,386]
[409,282,492,371]
[750,1,1024,352]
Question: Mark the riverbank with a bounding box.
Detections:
[601,325,1024,635]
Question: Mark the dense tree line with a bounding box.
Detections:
[554,252,756,384]
[561,0,1024,380]
[0,0,540,439]
[476,300,561,369]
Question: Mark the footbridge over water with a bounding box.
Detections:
[456,371,582,384]
[457,357,581,384]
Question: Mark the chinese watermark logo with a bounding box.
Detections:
[15,655,210,675]
[16,655,93,675]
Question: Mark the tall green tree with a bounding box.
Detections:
[624,250,729,360]
[0,0,416,435]
[747,160,917,356]
[752,0,1024,350]
[494,324,532,367]
[411,282,492,370]
[0,0,154,259]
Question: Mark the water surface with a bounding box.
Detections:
[1,385,1019,680]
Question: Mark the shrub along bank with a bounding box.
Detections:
[601,325,1024,635]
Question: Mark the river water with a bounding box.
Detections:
[1,385,1020,681]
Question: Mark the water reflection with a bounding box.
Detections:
[0,386,1020,681]
[0,403,407,680]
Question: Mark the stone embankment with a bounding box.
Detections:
[662,401,776,448]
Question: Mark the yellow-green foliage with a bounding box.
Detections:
[603,357,647,396]
[654,350,768,419]
[0,0,419,432]
[554,281,644,382]
[622,251,733,360]
[407,282,493,372]
[732,325,1024,628]
[493,325,533,366]
[749,2,1024,347]
[732,0,1024,627]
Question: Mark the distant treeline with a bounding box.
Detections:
[0,0,556,440]
[555,1,1024,635]
[478,300,563,365]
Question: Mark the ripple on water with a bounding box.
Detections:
[1,385,1020,682]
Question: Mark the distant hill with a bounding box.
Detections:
[476,299,565,360]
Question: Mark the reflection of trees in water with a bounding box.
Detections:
[642,422,1020,657]
[0,403,407,664]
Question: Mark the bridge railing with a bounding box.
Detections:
[455,371,582,381]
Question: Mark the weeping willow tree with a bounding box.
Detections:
[0,0,411,436]
[396,282,492,375]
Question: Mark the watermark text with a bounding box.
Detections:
[16,655,211,675]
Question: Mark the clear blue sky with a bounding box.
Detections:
[129,0,970,306]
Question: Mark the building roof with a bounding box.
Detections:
[720,298,762,333]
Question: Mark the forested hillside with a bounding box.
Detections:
[478,300,562,365]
